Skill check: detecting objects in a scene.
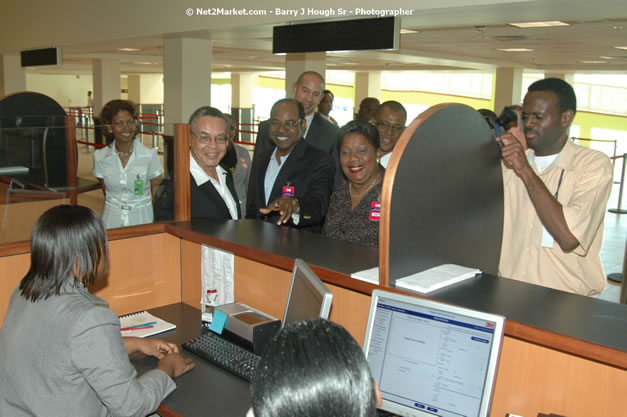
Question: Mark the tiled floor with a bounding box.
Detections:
[598,183,627,303]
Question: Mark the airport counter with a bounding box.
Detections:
[1,219,625,417]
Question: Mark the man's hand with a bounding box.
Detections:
[498,132,531,178]
[259,197,300,225]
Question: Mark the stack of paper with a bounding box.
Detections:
[395,264,481,293]
[119,311,176,338]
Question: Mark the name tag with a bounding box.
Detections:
[282,186,294,198]
[369,201,381,221]
[541,226,554,248]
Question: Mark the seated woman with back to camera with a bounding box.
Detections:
[323,120,384,247]
[249,318,380,417]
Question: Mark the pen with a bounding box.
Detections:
[121,325,155,331]
[120,321,157,331]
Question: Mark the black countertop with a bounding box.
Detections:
[167,219,627,362]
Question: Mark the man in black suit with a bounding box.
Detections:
[252,71,338,160]
[246,99,335,232]
[154,106,241,221]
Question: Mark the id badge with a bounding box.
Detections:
[541,226,554,248]
[282,186,294,198]
[134,175,144,195]
[369,201,381,221]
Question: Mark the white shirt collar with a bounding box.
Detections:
[304,112,314,139]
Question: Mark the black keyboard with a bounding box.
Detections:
[183,332,260,381]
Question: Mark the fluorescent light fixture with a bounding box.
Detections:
[579,60,607,64]
[400,29,419,34]
[614,46,627,50]
[118,48,140,52]
[132,61,153,65]
[497,48,534,52]
[509,21,569,28]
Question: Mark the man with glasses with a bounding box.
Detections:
[154,106,240,221]
[374,101,407,168]
[253,71,338,161]
[246,98,335,231]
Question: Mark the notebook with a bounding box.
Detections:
[119,311,176,338]
[363,290,505,417]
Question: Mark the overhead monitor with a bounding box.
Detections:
[273,17,399,54]
[363,290,505,417]
[20,47,63,67]
[282,258,333,326]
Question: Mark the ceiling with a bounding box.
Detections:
[15,0,627,76]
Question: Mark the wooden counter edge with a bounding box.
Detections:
[166,223,627,370]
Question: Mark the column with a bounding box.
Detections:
[494,67,523,114]
[354,71,381,114]
[544,72,575,85]
[163,37,212,134]
[231,73,257,143]
[127,74,141,103]
[285,52,326,96]
[0,55,26,97]
[92,59,121,115]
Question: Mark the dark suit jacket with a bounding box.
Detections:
[252,112,339,160]
[153,168,241,221]
[246,139,335,231]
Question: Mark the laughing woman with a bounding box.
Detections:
[93,100,163,228]
[323,120,384,247]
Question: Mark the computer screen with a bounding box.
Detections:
[363,290,505,417]
[282,259,333,326]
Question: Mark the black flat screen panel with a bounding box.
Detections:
[20,47,61,67]
[273,17,398,53]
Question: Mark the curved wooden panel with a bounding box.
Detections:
[173,124,190,221]
[380,103,503,286]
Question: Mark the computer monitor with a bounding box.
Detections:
[282,259,333,326]
[363,290,505,417]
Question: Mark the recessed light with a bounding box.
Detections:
[118,48,140,52]
[400,29,419,34]
[132,61,153,65]
[615,46,627,50]
[509,21,569,28]
[579,60,607,64]
[497,48,534,52]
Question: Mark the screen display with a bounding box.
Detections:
[367,296,497,417]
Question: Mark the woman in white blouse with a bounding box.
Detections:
[93,100,163,228]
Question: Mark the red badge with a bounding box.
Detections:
[369,201,381,221]
[282,186,295,198]
[240,158,248,169]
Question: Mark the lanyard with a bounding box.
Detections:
[554,169,565,200]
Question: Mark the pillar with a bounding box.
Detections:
[92,59,121,115]
[231,73,257,143]
[354,71,381,114]
[285,52,326,97]
[494,67,523,114]
[0,55,26,98]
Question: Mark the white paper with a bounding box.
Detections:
[201,245,235,321]
[350,266,380,284]
[395,264,481,293]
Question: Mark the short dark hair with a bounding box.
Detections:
[527,78,577,115]
[100,99,137,125]
[295,71,325,89]
[339,120,380,150]
[377,100,408,125]
[251,319,377,417]
[188,106,230,132]
[270,98,306,120]
[323,89,334,98]
[19,205,108,302]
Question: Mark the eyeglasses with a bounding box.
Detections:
[191,131,228,145]
[376,121,404,134]
[112,119,137,129]
[269,119,302,129]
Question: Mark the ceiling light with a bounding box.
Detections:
[497,48,534,52]
[400,29,419,34]
[615,46,627,50]
[509,21,569,28]
[579,60,607,64]
[132,61,153,65]
[118,48,140,52]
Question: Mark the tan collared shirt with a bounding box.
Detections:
[498,139,613,296]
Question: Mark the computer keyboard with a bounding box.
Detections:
[183,332,260,381]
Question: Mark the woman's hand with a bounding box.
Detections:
[157,353,195,378]
[123,336,178,358]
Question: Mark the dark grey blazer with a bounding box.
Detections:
[246,138,335,232]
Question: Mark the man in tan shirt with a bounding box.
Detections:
[497,78,613,296]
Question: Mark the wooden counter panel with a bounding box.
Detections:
[91,233,181,316]
[0,253,30,324]
[491,336,627,417]
[181,239,201,308]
